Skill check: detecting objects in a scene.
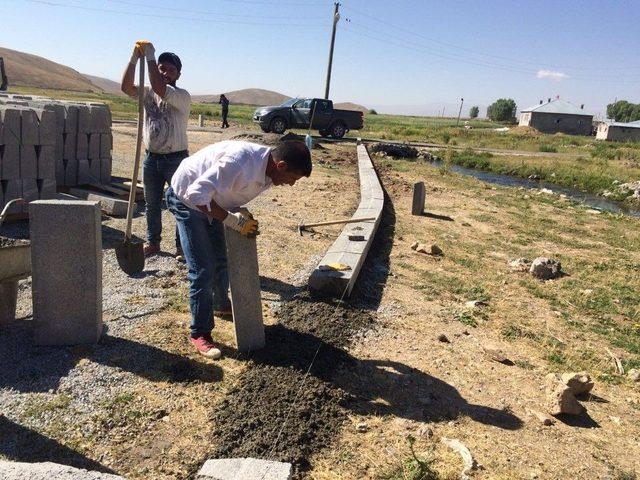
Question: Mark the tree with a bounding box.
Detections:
[368,109,378,115]
[469,106,479,118]
[487,98,517,122]
[607,100,640,122]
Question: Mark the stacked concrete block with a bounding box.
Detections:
[29,200,103,345]
[0,95,114,214]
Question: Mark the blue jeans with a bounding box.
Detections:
[143,150,188,250]
[165,187,230,337]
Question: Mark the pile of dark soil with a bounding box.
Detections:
[207,294,375,478]
[370,142,418,158]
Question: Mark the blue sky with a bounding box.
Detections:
[2,0,639,116]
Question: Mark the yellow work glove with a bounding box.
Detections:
[135,40,155,61]
[223,211,259,237]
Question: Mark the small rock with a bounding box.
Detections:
[465,300,488,309]
[461,222,471,227]
[437,334,450,343]
[416,244,442,256]
[410,242,419,250]
[483,347,514,365]
[356,422,369,433]
[610,416,621,425]
[586,209,601,214]
[417,426,434,438]
[529,409,555,426]
[530,257,562,280]
[628,369,640,382]
[509,258,531,272]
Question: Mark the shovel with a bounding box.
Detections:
[116,56,145,275]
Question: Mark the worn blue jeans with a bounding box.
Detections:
[165,187,230,337]
[143,150,188,250]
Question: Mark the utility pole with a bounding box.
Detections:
[456,98,464,126]
[324,2,340,99]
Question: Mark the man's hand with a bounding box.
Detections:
[223,211,259,237]
[135,40,156,62]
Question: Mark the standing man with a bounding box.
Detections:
[219,94,230,129]
[121,41,191,259]
[166,140,312,359]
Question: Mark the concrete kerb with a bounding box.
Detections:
[0,461,125,480]
[197,458,292,480]
[308,140,384,297]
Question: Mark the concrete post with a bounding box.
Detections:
[224,228,265,353]
[29,200,103,345]
[411,181,425,216]
[198,114,204,127]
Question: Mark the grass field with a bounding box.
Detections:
[9,86,640,199]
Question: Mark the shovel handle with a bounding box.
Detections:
[124,57,145,241]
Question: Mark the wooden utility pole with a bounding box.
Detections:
[324,2,340,99]
[456,98,464,126]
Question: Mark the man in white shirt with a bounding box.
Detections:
[166,140,312,359]
[121,41,191,259]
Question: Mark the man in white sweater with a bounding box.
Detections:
[167,140,312,359]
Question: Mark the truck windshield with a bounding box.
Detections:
[280,98,298,107]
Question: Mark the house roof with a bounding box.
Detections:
[522,98,591,116]
[609,120,640,129]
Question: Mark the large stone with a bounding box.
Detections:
[99,133,112,158]
[63,133,77,160]
[224,227,265,353]
[411,181,425,215]
[545,381,584,415]
[38,179,57,200]
[100,157,112,184]
[197,458,292,480]
[76,133,89,159]
[561,371,594,396]
[2,180,22,213]
[29,200,103,345]
[0,280,18,323]
[64,157,78,185]
[0,461,125,480]
[530,257,562,280]
[508,257,531,272]
[0,107,21,146]
[89,133,100,159]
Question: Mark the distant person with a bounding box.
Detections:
[219,94,230,129]
[121,41,191,260]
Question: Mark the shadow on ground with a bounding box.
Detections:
[0,322,222,393]
[0,416,118,474]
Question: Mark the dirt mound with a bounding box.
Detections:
[507,125,540,136]
[207,294,375,478]
[370,142,418,158]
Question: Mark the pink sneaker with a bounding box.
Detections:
[190,334,222,359]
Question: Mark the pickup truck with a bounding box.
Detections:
[253,98,364,138]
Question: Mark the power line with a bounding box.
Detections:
[342,24,640,84]
[23,0,326,26]
[342,4,640,73]
[107,0,325,20]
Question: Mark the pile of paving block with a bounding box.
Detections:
[0,93,112,213]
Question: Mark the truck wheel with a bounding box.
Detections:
[260,126,270,133]
[319,129,330,138]
[330,121,346,139]
[270,117,287,134]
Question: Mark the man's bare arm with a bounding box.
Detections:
[121,46,140,97]
[146,60,167,98]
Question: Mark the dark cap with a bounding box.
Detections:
[158,52,182,72]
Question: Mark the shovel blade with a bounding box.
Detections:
[115,240,145,276]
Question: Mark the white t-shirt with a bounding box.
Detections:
[143,85,191,154]
[171,140,273,211]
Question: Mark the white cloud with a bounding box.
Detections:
[536,69,569,81]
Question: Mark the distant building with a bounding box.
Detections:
[519,98,593,135]
[596,120,640,142]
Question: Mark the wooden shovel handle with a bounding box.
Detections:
[302,216,376,229]
[124,57,145,241]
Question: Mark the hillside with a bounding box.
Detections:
[192,88,289,106]
[335,102,368,112]
[83,73,125,96]
[0,46,101,92]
